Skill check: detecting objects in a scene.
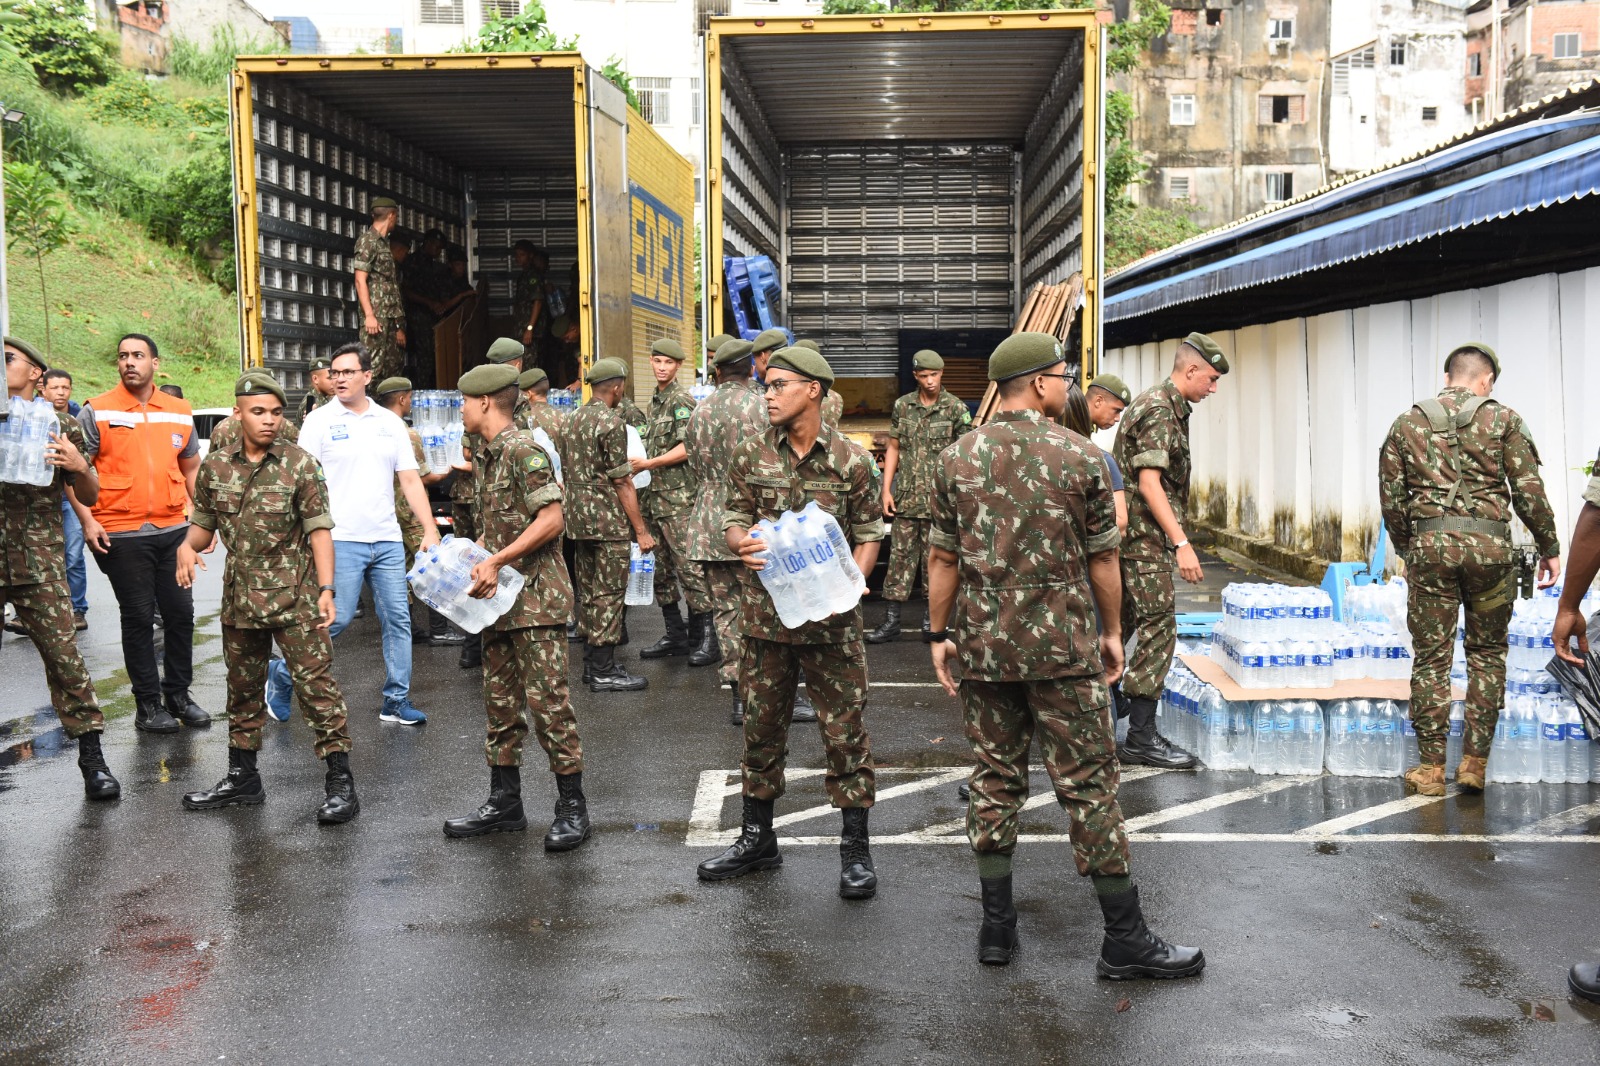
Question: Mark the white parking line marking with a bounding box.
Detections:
[1292,789,1458,837]
[1508,801,1600,837]
[1122,777,1303,832]
[771,769,969,830]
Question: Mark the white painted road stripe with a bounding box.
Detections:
[1509,801,1600,836]
[1122,777,1304,832]
[771,769,969,830]
[1292,788,1458,837]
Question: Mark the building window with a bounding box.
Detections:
[635,77,672,125]
[419,0,463,24]
[1268,18,1294,44]
[1169,93,1196,125]
[1389,37,1409,66]
[1421,105,1438,122]
[1265,172,1293,203]
[1168,174,1192,201]
[1553,32,1580,59]
[1468,51,1482,76]
[482,0,518,23]
[691,77,702,124]
[1206,8,1222,26]
[1258,94,1306,125]
[1332,44,1375,95]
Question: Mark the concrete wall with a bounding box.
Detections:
[1101,266,1600,567]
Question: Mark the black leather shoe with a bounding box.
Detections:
[866,601,901,644]
[134,697,179,734]
[1096,886,1205,980]
[839,807,877,900]
[165,691,212,729]
[430,628,466,647]
[457,633,482,669]
[978,873,1019,965]
[544,771,591,851]
[1119,696,1196,769]
[1570,961,1600,1004]
[317,751,360,825]
[77,731,121,802]
[957,780,972,802]
[640,604,692,659]
[567,619,583,643]
[444,766,529,837]
[183,748,265,810]
[590,645,647,693]
[697,795,781,880]
[687,612,720,667]
[581,643,595,685]
[791,688,818,723]
[730,683,745,726]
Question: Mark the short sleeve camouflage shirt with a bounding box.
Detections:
[686,379,768,562]
[472,425,572,630]
[562,399,633,541]
[1113,378,1190,562]
[352,226,403,320]
[643,380,697,518]
[887,388,972,517]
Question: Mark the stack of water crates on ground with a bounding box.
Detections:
[1486,586,1600,784]
[411,390,464,475]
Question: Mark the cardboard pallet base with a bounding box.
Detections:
[1180,655,1465,704]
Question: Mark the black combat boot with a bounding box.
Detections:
[957,780,972,802]
[640,603,692,659]
[457,632,482,669]
[697,795,781,880]
[866,601,902,644]
[183,747,265,810]
[978,874,1019,965]
[921,611,932,643]
[134,696,178,734]
[1570,961,1600,1004]
[729,682,745,726]
[76,731,121,802]
[443,766,529,837]
[317,751,359,825]
[687,612,720,667]
[581,643,596,685]
[544,771,591,851]
[164,691,212,729]
[567,618,582,643]
[1117,697,1197,769]
[430,610,465,646]
[589,644,648,693]
[838,807,878,900]
[1096,886,1205,980]
[791,687,818,723]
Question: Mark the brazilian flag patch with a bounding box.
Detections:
[525,452,548,471]
[676,406,692,418]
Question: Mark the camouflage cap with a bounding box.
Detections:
[1182,332,1229,374]
[794,339,821,353]
[1445,342,1500,378]
[308,355,331,373]
[768,346,835,390]
[518,366,550,390]
[706,332,736,352]
[234,371,285,405]
[486,337,525,364]
[988,332,1066,382]
[459,363,519,396]
[3,336,47,372]
[650,338,686,362]
[375,376,413,397]
[1088,373,1132,404]
[751,328,788,354]
[370,196,398,210]
[586,357,628,385]
[912,349,944,371]
[713,338,754,367]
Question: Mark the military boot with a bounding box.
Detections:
[457,632,482,669]
[792,687,818,723]
[957,780,972,802]
[544,771,591,851]
[697,795,781,881]
[838,807,878,900]
[567,618,582,643]
[729,682,745,726]
[978,874,1019,965]
[76,731,121,802]
[183,747,265,810]
[640,604,692,659]
[134,696,178,734]
[1096,885,1205,980]
[866,602,902,644]
[317,751,359,825]
[1404,762,1447,796]
[1570,961,1600,1004]
[430,610,466,646]
[1456,754,1488,794]
[443,766,528,837]
[581,643,596,685]
[589,644,648,693]
[687,612,720,667]
[164,690,212,729]
[1117,696,1197,769]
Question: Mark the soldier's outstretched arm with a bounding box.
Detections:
[1554,502,1600,663]
[1504,415,1562,576]
[469,503,563,600]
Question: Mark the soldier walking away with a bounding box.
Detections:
[565,358,656,692]
[1,336,118,800]
[1379,343,1560,796]
[1112,332,1229,769]
[632,339,712,662]
[353,197,406,385]
[697,346,885,899]
[442,365,590,848]
[300,356,335,422]
[177,374,358,825]
[868,349,972,644]
[927,332,1204,979]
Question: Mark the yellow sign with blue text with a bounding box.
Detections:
[630,182,687,320]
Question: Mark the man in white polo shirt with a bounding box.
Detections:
[269,341,440,725]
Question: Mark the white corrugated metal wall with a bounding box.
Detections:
[1100,266,1600,565]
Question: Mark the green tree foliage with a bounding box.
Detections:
[1104,201,1203,270]
[6,0,116,94]
[169,24,287,88]
[454,2,640,110]
[5,160,75,354]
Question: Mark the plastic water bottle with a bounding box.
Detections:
[405,536,523,634]
[1487,703,1514,784]
[1515,687,1542,783]
[1374,700,1402,776]
[1354,698,1377,776]
[1240,640,1267,689]
[1252,701,1280,775]
[805,501,866,599]
[1400,709,1420,773]
[795,510,855,615]
[626,424,651,490]
[625,542,656,606]
[1442,701,1465,778]
[748,523,807,629]
[17,400,54,486]
[1539,697,1568,783]
[1326,700,1354,775]
[1293,700,1324,774]
[1565,700,1590,784]
[1308,638,1333,688]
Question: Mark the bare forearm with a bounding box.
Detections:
[355,273,374,317]
[397,472,438,537]
[1088,549,1121,634]
[614,478,648,538]
[183,524,213,553]
[1560,503,1600,610]
[881,440,900,487]
[309,528,335,586]
[853,540,879,577]
[928,547,959,631]
[650,443,688,470]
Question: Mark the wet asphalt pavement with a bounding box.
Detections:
[3,550,1599,1064]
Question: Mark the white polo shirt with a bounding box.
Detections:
[297,395,418,544]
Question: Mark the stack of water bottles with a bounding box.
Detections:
[1485,588,1600,784]
[412,390,465,475]
[750,501,866,628]
[689,382,716,403]
[1158,659,1253,771]
[548,388,578,412]
[405,536,524,634]
[0,396,58,487]
[1324,699,1411,776]
[1208,583,1338,688]
[1342,580,1415,681]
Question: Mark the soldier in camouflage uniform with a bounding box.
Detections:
[566,358,656,691]
[0,336,118,801]
[1112,332,1229,770]
[927,331,1203,979]
[1379,343,1560,795]
[177,373,358,825]
[631,338,711,661]
[511,241,548,360]
[749,328,786,395]
[374,376,458,649]
[697,346,885,900]
[209,408,298,452]
[441,364,590,849]
[795,340,843,426]
[518,366,566,453]
[400,229,452,390]
[868,349,972,644]
[300,356,335,422]
[353,198,406,386]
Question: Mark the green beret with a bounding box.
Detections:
[370,196,398,210]
[795,339,821,353]
[706,332,735,352]
[586,357,628,385]
[988,332,1066,382]
[518,367,549,390]
[912,349,944,371]
[3,336,47,373]
[651,338,686,362]
[713,339,753,367]
[768,346,834,390]
[1182,332,1229,374]
[486,337,525,364]
[234,371,285,405]
[375,376,412,397]
[459,363,519,396]
[1088,373,1132,404]
[308,356,331,373]
[751,328,788,353]
[1446,342,1500,379]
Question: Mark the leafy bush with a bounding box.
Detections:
[5,0,117,94]
[85,72,182,128]
[169,23,285,88]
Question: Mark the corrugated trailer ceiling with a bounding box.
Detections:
[725,29,1077,144]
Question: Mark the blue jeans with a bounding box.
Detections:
[61,495,88,615]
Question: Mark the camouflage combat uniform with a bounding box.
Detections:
[512,266,547,358]
[687,378,768,687]
[1379,386,1558,765]
[1112,378,1190,701]
[932,409,1129,875]
[525,400,566,454]
[564,398,634,645]
[822,388,844,429]
[209,413,299,453]
[883,389,972,603]
[397,426,427,567]
[190,439,350,758]
[300,390,332,423]
[643,378,709,613]
[619,391,648,435]
[472,425,583,772]
[353,226,406,383]
[0,411,102,739]
[723,423,885,807]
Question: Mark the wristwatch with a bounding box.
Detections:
[927,629,950,642]
[319,584,336,594]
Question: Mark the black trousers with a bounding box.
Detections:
[92,525,194,702]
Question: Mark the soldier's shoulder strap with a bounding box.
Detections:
[1413,394,1492,512]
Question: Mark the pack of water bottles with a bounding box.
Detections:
[548,388,578,411]
[1159,661,1254,771]
[750,500,866,628]
[1483,588,1600,784]
[689,383,716,403]
[1325,699,1412,776]
[0,396,60,487]
[625,543,656,607]
[405,535,524,634]
[1209,583,1338,688]
[411,390,465,475]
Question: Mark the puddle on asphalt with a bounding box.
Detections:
[1517,998,1600,1023]
[1309,1007,1368,1028]
[1314,842,1340,855]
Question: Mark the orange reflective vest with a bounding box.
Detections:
[85,383,194,534]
